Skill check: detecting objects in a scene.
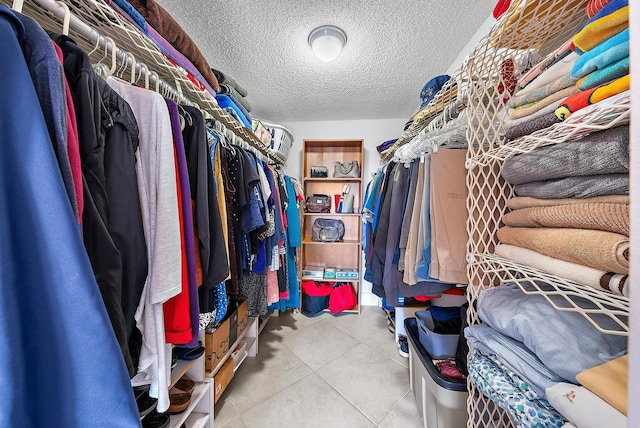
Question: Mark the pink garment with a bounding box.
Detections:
[267,270,279,305]
[52,41,83,225]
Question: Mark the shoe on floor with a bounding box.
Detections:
[398,336,409,358]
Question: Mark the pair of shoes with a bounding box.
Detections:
[168,387,192,415]
[134,385,157,419]
[168,375,195,415]
[142,409,170,428]
[398,336,409,359]
[174,341,205,361]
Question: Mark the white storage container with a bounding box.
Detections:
[406,318,468,428]
[415,309,460,359]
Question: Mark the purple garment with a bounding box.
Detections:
[166,99,199,347]
[377,139,397,153]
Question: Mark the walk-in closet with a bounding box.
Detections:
[1,0,635,427]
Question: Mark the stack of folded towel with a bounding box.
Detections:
[212,69,252,129]
[498,125,630,293]
[465,284,628,428]
[503,0,629,140]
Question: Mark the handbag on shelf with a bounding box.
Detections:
[333,160,360,178]
[305,194,331,213]
[301,281,333,316]
[311,218,345,242]
[339,184,354,213]
[328,283,357,314]
[310,166,328,178]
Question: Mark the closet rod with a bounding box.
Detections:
[16,0,285,165]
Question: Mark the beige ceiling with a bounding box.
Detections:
[159,0,496,123]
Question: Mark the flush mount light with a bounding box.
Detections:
[308,25,347,62]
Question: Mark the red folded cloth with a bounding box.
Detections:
[435,361,466,380]
[493,0,511,18]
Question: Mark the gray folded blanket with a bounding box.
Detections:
[502,125,629,184]
[514,174,629,199]
[212,68,248,97]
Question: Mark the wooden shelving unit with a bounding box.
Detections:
[301,139,364,314]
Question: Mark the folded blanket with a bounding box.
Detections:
[514,174,629,199]
[556,74,630,119]
[546,383,627,428]
[465,323,564,396]
[497,226,629,274]
[505,110,561,141]
[469,349,567,428]
[509,74,578,109]
[478,284,628,383]
[110,0,147,31]
[212,69,248,97]
[577,56,629,90]
[218,84,252,113]
[573,0,629,52]
[510,86,579,120]
[515,52,579,99]
[507,195,630,210]
[517,38,574,90]
[128,0,220,91]
[587,0,614,17]
[503,202,629,236]
[216,94,251,129]
[501,125,629,184]
[571,29,629,79]
[495,244,630,296]
[576,354,628,415]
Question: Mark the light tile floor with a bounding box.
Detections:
[214,306,423,428]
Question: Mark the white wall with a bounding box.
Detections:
[282,118,408,306]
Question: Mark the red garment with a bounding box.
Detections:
[52,41,83,225]
[164,147,192,344]
[435,361,466,381]
[587,0,613,17]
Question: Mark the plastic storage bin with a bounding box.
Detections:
[416,309,460,359]
[406,318,468,428]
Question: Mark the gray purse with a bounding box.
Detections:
[333,160,360,178]
[312,219,345,242]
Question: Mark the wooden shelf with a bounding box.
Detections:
[303,177,363,182]
[302,276,360,282]
[302,238,360,245]
[303,212,361,217]
[302,139,364,315]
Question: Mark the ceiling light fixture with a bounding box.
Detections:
[308,25,347,62]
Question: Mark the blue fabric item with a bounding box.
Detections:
[213,282,228,323]
[207,128,220,195]
[284,176,301,310]
[577,0,628,37]
[478,284,628,383]
[414,157,437,280]
[0,6,140,426]
[572,29,629,79]
[228,93,252,124]
[216,94,252,129]
[17,13,76,218]
[419,75,450,109]
[110,0,147,32]
[465,323,564,396]
[469,350,566,428]
[577,55,629,90]
[429,306,461,322]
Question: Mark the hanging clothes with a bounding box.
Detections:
[0,6,139,425]
[107,75,182,413]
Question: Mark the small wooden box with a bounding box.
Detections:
[205,317,230,372]
[214,358,234,403]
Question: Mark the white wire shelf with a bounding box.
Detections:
[469,252,629,336]
[469,92,631,167]
[8,0,286,165]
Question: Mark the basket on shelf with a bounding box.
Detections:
[259,120,294,160]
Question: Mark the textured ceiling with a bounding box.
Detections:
[158,0,496,123]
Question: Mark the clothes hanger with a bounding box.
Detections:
[57,1,71,36]
[12,0,23,12]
